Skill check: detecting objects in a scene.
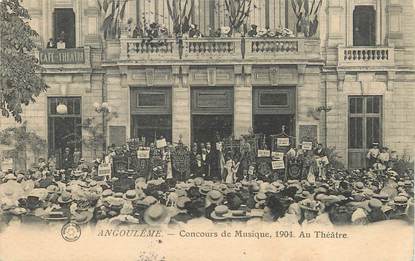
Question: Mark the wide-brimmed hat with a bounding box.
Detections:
[140,196,158,206]
[299,199,322,212]
[58,192,72,204]
[295,190,311,200]
[353,182,365,192]
[372,193,389,203]
[210,205,232,220]
[47,185,60,194]
[206,190,224,204]
[368,199,383,209]
[230,210,250,220]
[177,196,191,210]
[391,196,408,206]
[102,189,113,198]
[123,190,139,201]
[144,204,171,225]
[72,211,94,225]
[193,177,204,186]
[199,185,212,195]
[254,192,267,203]
[4,174,16,181]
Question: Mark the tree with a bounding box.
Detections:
[167,0,194,36]
[0,0,47,122]
[224,0,252,34]
[0,121,47,170]
[97,0,128,39]
[291,0,322,37]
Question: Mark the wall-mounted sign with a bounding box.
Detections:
[39,48,85,64]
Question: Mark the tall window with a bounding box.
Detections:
[53,8,76,48]
[353,6,376,46]
[348,96,382,168]
[130,88,172,144]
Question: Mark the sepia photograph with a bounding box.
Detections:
[0,0,414,260]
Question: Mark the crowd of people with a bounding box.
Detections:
[0,138,413,229]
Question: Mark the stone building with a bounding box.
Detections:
[0,0,414,169]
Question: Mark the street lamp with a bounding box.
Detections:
[93,102,111,153]
[317,102,333,147]
[56,102,68,115]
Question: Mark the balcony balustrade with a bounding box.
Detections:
[120,38,179,61]
[111,36,315,63]
[244,38,305,60]
[338,46,395,67]
[182,38,241,60]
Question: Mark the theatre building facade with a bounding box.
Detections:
[0,0,414,169]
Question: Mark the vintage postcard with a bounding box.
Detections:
[0,0,413,260]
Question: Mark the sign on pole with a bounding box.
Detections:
[98,163,112,177]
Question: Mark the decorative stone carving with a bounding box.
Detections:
[337,71,346,91]
[145,68,155,86]
[207,67,216,86]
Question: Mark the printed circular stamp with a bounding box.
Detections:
[61,222,81,242]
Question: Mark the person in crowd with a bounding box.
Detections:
[0,137,413,228]
[46,38,56,48]
[62,147,73,170]
[367,143,380,167]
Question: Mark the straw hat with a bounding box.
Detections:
[144,204,171,225]
[72,211,94,225]
[58,192,72,204]
[199,185,212,195]
[254,192,267,203]
[299,199,322,212]
[210,205,232,220]
[123,190,139,201]
[206,190,224,205]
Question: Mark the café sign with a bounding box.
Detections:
[39,48,85,64]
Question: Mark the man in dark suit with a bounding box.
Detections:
[62,147,73,170]
[206,142,221,181]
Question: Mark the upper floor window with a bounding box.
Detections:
[353,6,376,46]
[53,8,76,48]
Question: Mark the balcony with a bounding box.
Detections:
[120,38,179,61]
[35,47,91,70]
[108,36,320,64]
[337,46,395,68]
[182,38,242,61]
[244,38,305,60]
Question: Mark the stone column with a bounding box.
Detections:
[172,66,191,146]
[233,65,252,138]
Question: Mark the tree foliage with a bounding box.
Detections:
[224,0,252,33]
[0,0,47,122]
[97,0,127,39]
[0,121,47,169]
[167,0,194,35]
[291,0,322,37]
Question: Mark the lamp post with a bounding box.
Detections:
[317,103,333,147]
[94,102,111,153]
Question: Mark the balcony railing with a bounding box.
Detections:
[109,37,315,62]
[244,38,305,59]
[338,46,395,67]
[182,38,241,60]
[120,38,178,61]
